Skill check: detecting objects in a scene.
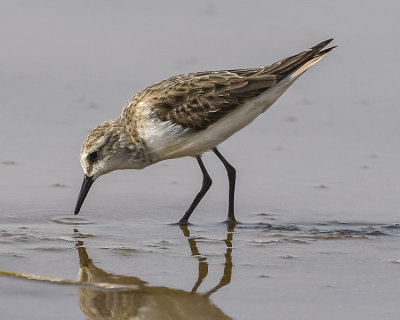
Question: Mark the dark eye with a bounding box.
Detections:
[88,151,98,163]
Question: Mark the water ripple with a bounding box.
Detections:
[50,216,95,225]
[237,221,400,239]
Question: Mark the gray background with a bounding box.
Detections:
[1,1,399,319]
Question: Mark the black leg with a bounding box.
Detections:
[213,148,236,223]
[179,156,212,225]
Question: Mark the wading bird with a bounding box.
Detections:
[74,39,335,224]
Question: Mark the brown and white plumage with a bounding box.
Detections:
[125,39,334,131]
[74,39,335,223]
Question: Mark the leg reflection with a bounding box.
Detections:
[74,228,233,320]
[180,223,235,297]
[180,225,209,294]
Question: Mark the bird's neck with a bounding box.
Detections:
[111,118,154,169]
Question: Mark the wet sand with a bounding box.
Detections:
[1,1,400,319]
[2,215,400,319]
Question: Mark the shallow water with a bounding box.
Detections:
[2,213,400,319]
[1,1,400,319]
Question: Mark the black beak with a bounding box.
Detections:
[74,175,94,215]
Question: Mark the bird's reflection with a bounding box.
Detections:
[76,224,235,320]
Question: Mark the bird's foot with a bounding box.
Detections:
[223,217,238,227]
[176,219,191,226]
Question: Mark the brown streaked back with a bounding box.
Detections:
[124,39,335,131]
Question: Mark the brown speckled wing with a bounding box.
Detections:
[131,39,334,131]
[136,71,276,130]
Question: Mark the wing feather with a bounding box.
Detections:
[125,39,334,131]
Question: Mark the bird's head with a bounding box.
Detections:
[74,118,151,215]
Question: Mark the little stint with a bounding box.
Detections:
[74,39,335,224]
